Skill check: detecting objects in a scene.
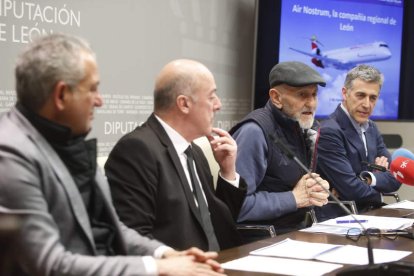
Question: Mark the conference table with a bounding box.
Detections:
[217,207,414,275]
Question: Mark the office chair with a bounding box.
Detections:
[194,137,277,242]
[327,200,358,215]
[0,210,21,276]
[383,192,401,202]
[316,191,401,224]
[194,137,332,241]
[236,224,277,243]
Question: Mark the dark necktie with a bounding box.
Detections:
[303,129,312,168]
[185,146,220,251]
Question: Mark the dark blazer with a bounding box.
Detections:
[0,107,164,276]
[105,114,246,251]
[316,105,401,218]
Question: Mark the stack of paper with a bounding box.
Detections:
[250,238,412,265]
[222,213,414,275]
[222,255,342,276]
[301,214,414,235]
[222,238,412,275]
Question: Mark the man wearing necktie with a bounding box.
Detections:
[105,59,247,252]
[316,64,401,221]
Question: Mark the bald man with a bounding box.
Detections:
[105,59,247,252]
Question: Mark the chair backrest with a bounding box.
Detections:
[236,224,276,244]
[382,192,401,203]
[193,136,220,187]
[194,137,282,242]
[0,212,21,276]
[97,156,108,170]
[382,134,403,149]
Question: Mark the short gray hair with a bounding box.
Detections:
[15,33,95,111]
[344,64,384,90]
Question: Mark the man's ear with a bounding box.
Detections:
[52,81,69,111]
[176,94,191,114]
[341,86,348,101]
[269,88,283,109]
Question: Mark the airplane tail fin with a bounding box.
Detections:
[310,36,324,68]
[311,58,324,68]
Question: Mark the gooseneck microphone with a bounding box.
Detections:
[269,135,355,217]
[270,134,414,275]
[268,134,377,266]
[360,148,414,175]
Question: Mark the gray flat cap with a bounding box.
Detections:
[269,61,326,87]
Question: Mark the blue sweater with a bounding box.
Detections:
[230,100,311,229]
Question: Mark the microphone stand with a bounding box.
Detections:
[269,135,374,263]
[269,134,414,275]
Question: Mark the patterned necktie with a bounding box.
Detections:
[361,129,368,157]
[185,146,220,251]
[304,128,318,170]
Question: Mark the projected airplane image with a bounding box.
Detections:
[289,36,392,70]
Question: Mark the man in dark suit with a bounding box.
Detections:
[105,59,247,251]
[0,33,224,276]
[316,64,401,220]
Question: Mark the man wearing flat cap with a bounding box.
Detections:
[230,61,330,237]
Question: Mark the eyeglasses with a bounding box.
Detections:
[346,227,408,241]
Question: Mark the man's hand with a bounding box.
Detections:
[156,256,226,276]
[306,173,330,207]
[158,247,225,276]
[375,156,389,170]
[207,128,237,181]
[163,247,220,266]
[292,173,330,208]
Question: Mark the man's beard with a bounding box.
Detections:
[283,104,315,129]
[296,116,314,129]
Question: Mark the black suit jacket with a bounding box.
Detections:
[105,114,246,250]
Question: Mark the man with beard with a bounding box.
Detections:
[230,61,330,237]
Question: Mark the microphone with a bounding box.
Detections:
[269,134,414,275]
[391,148,414,161]
[390,157,414,186]
[268,134,375,265]
[360,148,414,174]
[361,161,387,172]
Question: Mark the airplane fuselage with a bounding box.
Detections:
[323,41,391,69]
[289,41,392,70]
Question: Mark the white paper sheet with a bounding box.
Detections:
[222,255,343,276]
[315,244,412,265]
[251,238,341,259]
[383,200,414,210]
[249,238,412,265]
[301,214,414,235]
[300,223,350,235]
[323,214,414,229]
